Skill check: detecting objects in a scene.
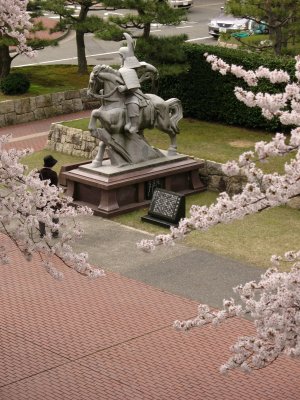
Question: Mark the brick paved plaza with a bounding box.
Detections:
[1,233,300,400]
[1,115,300,399]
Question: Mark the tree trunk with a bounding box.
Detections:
[272,26,283,55]
[76,30,88,74]
[0,45,13,79]
[76,4,89,75]
[143,22,151,39]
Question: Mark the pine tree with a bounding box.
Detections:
[99,0,186,39]
[0,0,58,79]
[226,0,300,55]
[43,0,111,75]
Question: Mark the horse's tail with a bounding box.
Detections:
[165,98,183,134]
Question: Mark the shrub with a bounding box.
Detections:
[0,73,31,95]
[135,34,188,66]
[95,23,124,41]
[158,43,295,132]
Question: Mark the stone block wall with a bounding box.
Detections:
[198,159,246,195]
[46,122,100,159]
[0,88,100,128]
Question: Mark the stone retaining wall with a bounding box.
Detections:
[46,122,100,159]
[198,160,246,195]
[47,123,245,195]
[0,88,100,128]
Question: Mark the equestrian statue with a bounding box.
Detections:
[87,33,183,167]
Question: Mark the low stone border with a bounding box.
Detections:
[46,122,100,159]
[0,89,100,128]
[198,160,246,195]
[47,122,246,195]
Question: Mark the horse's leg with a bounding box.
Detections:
[167,133,177,156]
[90,127,110,167]
[91,141,106,168]
[88,109,100,131]
[157,99,183,156]
[153,104,178,155]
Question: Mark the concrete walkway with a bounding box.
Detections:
[74,215,265,309]
[1,116,300,399]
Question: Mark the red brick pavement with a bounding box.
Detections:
[1,108,300,398]
[0,110,91,151]
[1,234,300,399]
[29,17,66,41]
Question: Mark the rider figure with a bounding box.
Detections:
[118,33,157,135]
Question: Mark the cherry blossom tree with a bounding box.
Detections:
[138,54,300,372]
[0,136,104,280]
[0,0,36,78]
[138,54,300,254]
[174,252,300,373]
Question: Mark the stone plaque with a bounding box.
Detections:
[141,188,185,227]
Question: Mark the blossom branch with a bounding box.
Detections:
[174,256,300,373]
[138,54,300,372]
[0,143,105,279]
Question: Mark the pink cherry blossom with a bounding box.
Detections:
[0,137,105,279]
[138,54,300,372]
[0,0,36,57]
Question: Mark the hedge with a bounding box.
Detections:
[157,43,296,132]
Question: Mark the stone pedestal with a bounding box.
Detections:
[59,152,206,217]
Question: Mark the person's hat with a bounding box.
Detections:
[43,155,57,168]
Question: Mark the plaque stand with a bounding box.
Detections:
[59,152,206,218]
[141,188,186,228]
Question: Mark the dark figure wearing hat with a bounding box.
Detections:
[38,155,59,238]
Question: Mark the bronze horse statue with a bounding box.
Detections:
[87,64,183,167]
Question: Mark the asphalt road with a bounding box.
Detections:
[14,0,224,68]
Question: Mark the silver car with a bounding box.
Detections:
[208,9,250,38]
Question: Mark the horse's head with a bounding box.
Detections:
[87,65,124,103]
[87,65,105,99]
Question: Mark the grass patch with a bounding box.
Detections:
[61,118,91,131]
[182,205,300,271]
[113,190,300,271]
[112,191,218,235]
[62,117,291,173]
[23,118,299,271]
[0,65,93,101]
[22,149,86,173]
[220,33,300,57]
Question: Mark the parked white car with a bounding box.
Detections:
[168,0,193,9]
[208,8,268,38]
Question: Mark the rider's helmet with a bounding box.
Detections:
[118,33,141,69]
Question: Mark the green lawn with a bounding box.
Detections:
[22,118,299,272]
[0,65,93,101]
[182,205,300,271]
[62,117,291,173]
[113,192,300,271]
[22,149,86,174]
[219,33,300,57]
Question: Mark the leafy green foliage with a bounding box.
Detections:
[135,35,188,65]
[226,0,300,55]
[27,0,44,17]
[0,73,30,95]
[94,23,125,41]
[157,43,296,131]
[100,0,186,38]
[134,35,189,81]
[42,0,112,74]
